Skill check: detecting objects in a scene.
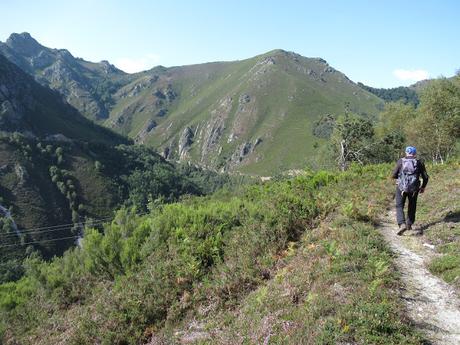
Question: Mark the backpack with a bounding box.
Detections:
[397,158,420,193]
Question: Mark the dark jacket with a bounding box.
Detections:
[392,156,429,189]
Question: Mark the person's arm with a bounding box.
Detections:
[392,159,402,180]
[419,161,429,192]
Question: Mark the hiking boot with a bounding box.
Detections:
[397,223,407,236]
[406,223,412,231]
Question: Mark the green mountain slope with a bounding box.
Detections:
[107,50,384,174]
[0,55,238,281]
[1,34,384,174]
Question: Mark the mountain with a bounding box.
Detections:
[1,33,384,174]
[0,32,131,120]
[106,50,384,174]
[0,53,127,143]
[0,54,230,276]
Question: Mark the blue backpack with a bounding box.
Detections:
[398,158,420,193]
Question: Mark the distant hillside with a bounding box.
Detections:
[107,50,384,174]
[0,54,240,282]
[357,82,420,106]
[1,33,384,174]
[0,33,132,120]
[0,54,127,144]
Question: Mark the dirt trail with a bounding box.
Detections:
[380,210,460,345]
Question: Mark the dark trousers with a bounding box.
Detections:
[395,187,418,225]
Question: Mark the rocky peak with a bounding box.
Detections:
[100,60,122,74]
[6,32,43,57]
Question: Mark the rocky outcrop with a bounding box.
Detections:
[229,137,262,165]
[14,163,28,185]
[136,119,158,143]
[5,32,43,57]
[178,127,194,159]
[200,96,233,161]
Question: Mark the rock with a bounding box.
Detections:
[45,134,73,142]
[200,96,232,160]
[100,60,119,74]
[239,93,251,104]
[14,163,28,185]
[230,142,252,163]
[156,109,167,117]
[56,49,74,63]
[30,50,54,69]
[5,32,43,57]
[162,146,171,159]
[227,132,236,143]
[146,120,157,132]
[153,90,165,99]
[179,127,194,159]
[201,118,224,158]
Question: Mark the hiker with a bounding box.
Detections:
[392,146,429,235]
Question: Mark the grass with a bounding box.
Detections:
[6,162,457,344]
[414,162,460,290]
[157,163,424,344]
[189,219,420,345]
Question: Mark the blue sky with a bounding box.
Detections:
[0,0,458,87]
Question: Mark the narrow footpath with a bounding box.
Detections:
[380,210,460,345]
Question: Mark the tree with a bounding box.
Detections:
[331,114,375,170]
[410,77,460,163]
[375,102,417,161]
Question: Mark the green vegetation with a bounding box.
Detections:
[0,134,245,285]
[415,163,460,291]
[358,82,419,106]
[0,164,429,344]
[331,75,460,169]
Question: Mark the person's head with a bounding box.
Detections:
[405,146,417,157]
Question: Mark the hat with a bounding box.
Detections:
[405,146,417,155]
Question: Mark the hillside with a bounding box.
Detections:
[106,50,384,174]
[5,162,459,344]
[0,32,132,121]
[0,55,242,283]
[0,54,127,144]
[1,33,384,174]
[0,134,242,284]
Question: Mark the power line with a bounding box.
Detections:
[0,220,106,239]
[0,235,80,248]
[0,216,114,237]
[3,215,116,233]
[0,211,150,239]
